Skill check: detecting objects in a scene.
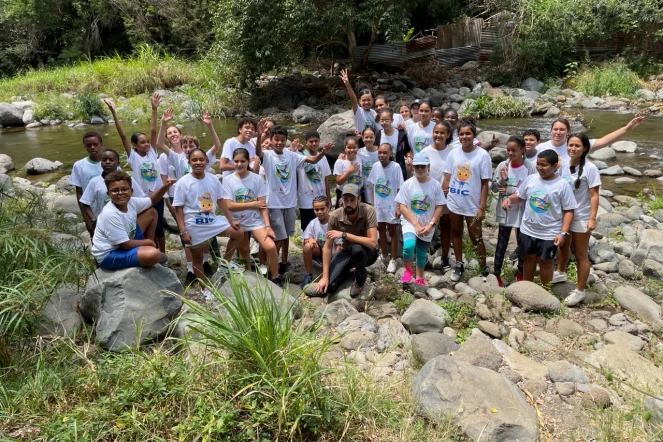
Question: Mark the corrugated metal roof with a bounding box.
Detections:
[353,43,479,68]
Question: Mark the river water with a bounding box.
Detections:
[0,111,661,195]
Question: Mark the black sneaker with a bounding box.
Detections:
[509,247,519,262]
[349,282,364,298]
[203,262,213,277]
[481,266,490,281]
[278,262,292,275]
[184,271,196,286]
[269,275,285,288]
[441,256,451,271]
[451,262,464,282]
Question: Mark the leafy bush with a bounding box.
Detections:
[462,95,531,119]
[32,93,74,121]
[75,91,107,119]
[571,62,641,97]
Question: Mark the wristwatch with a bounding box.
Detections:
[342,232,347,239]
[429,221,435,226]
[560,231,569,238]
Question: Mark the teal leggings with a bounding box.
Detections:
[403,232,430,270]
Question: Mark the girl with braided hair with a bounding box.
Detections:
[553,133,601,306]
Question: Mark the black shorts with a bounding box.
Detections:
[518,233,557,261]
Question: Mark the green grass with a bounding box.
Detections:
[571,61,642,97]
[437,300,478,344]
[462,95,531,119]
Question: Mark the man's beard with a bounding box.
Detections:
[344,205,358,215]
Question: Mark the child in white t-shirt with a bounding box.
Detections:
[217,118,261,176]
[333,135,363,208]
[357,127,379,201]
[523,129,541,161]
[406,101,435,154]
[442,121,493,282]
[492,136,536,287]
[72,131,104,238]
[256,125,332,274]
[367,143,404,273]
[554,133,601,306]
[296,130,333,232]
[301,195,332,288]
[80,149,145,221]
[502,149,577,287]
[396,153,446,287]
[91,171,174,269]
[374,95,405,129]
[340,69,378,134]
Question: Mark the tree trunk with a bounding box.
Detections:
[361,28,377,67]
[347,29,357,70]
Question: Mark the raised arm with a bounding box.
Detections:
[150,93,161,147]
[340,69,358,114]
[104,99,132,156]
[155,108,175,156]
[590,116,645,152]
[201,110,222,158]
[149,178,176,206]
[303,142,333,164]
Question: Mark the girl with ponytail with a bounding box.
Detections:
[553,133,601,306]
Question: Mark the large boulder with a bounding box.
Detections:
[212,271,302,318]
[612,285,661,323]
[401,299,450,333]
[521,77,543,92]
[25,157,63,174]
[317,110,355,155]
[292,105,327,124]
[505,281,560,313]
[79,266,184,351]
[636,229,663,263]
[52,194,80,214]
[38,286,83,336]
[0,102,24,127]
[411,332,459,364]
[313,298,358,327]
[589,147,616,161]
[586,345,663,393]
[477,131,509,148]
[413,356,539,442]
[0,154,15,173]
[611,141,637,153]
[453,332,503,371]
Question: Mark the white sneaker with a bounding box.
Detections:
[387,259,397,273]
[202,288,214,302]
[564,289,586,307]
[552,271,568,284]
[258,264,268,276]
[250,238,260,256]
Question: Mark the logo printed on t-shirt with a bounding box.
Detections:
[363,161,375,178]
[306,166,322,183]
[411,192,431,215]
[505,177,522,187]
[275,161,290,183]
[528,190,551,214]
[449,162,473,196]
[129,219,136,240]
[316,232,325,247]
[198,192,214,213]
[414,135,427,153]
[234,187,256,203]
[348,174,362,185]
[375,177,392,198]
[140,161,159,182]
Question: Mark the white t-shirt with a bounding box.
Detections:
[303,218,329,248]
[128,149,160,194]
[157,153,176,198]
[407,121,435,154]
[172,173,230,246]
[222,172,268,231]
[220,137,256,176]
[70,157,102,191]
[380,129,400,155]
[395,177,446,242]
[443,147,493,216]
[262,149,306,209]
[367,161,404,223]
[559,160,601,222]
[333,157,363,190]
[297,156,331,209]
[494,161,532,228]
[357,147,379,185]
[80,175,145,217]
[353,108,377,133]
[422,145,451,183]
[537,139,597,163]
[392,113,405,128]
[91,197,152,262]
[517,175,578,240]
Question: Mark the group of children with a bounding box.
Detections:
[69,79,645,305]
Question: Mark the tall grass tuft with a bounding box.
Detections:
[462,95,531,119]
[571,61,642,97]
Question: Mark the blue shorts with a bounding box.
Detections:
[99,226,144,269]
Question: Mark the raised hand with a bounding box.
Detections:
[103,99,116,113]
[162,107,174,122]
[627,116,645,131]
[201,110,212,125]
[500,166,508,181]
[151,93,161,110]
[290,139,301,152]
[322,142,333,153]
[340,69,350,84]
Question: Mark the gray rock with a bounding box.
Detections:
[22,109,35,125]
[340,331,377,351]
[599,165,624,176]
[643,259,663,280]
[477,320,502,338]
[524,330,562,353]
[376,318,410,352]
[0,102,24,126]
[292,105,327,124]
[79,266,183,351]
[477,131,509,148]
[366,301,398,320]
[614,241,634,256]
[604,330,645,351]
[317,110,355,153]
[636,229,663,262]
[618,259,637,279]
[411,87,426,99]
[636,89,656,100]
[521,77,543,92]
[313,299,358,327]
[626,206,644,220]
[53,195,80,214]
[0,174,13,194]
[589,243,618,264]
[548,360,589,383]
[555,382,576,395]
[544,106,561,117]
[0,154,14,173]
[25,157,63,174]
[598,196,613,212]
[586,345,663,391]
[593,261,618,273]
[508,328,525,349]
[545,318,584,337]
[593,160,608,169]
[611,141,637,153]
[411,332,459,364]
[489,147,506,162]
[505,281,561,313]
[589,147,617,161]
[38,286,83,336]
[622,166,642,176]
[453,333,503,371]
[645,169,663,178]
[615,177,636,185]
[400,299,450,333]
[90,115,105,124]
[391,79,408,92]
[644,396,663,422]
[337,313,378,334]
[55,175,74,193]
[587,318,608,331]
[580,99,598,109]
[595,213,628,236]
[412,356,538,442]
[613,285,661,323]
